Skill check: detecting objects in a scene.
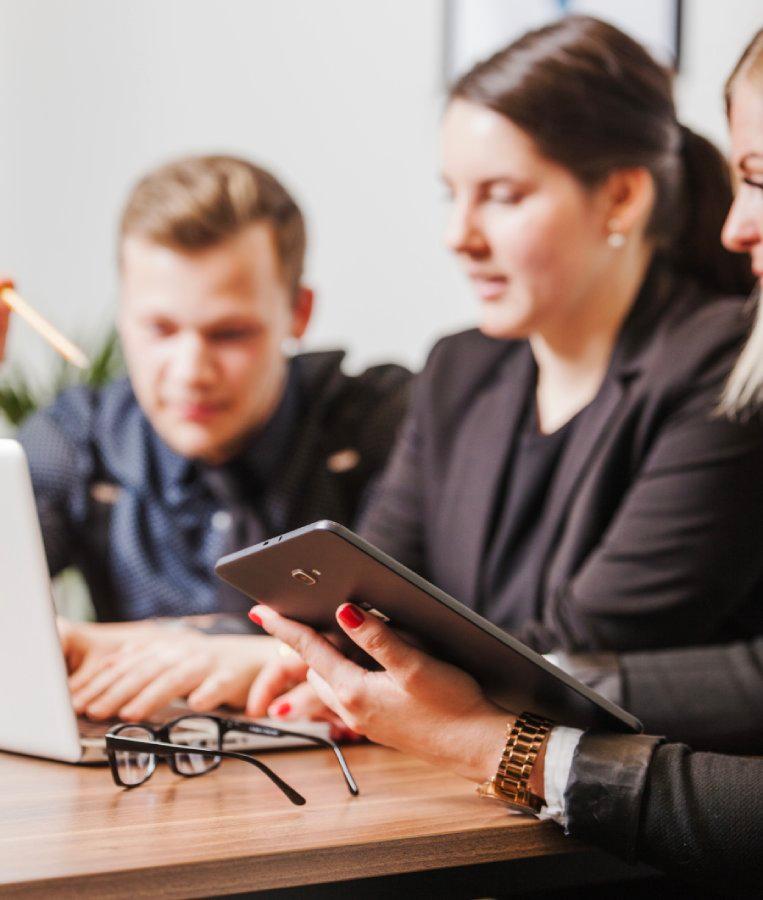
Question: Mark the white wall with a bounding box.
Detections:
[0,0,760,381]
[676,0,763,148]
[0,0,473,378]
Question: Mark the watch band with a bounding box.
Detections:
[477,711,553,813]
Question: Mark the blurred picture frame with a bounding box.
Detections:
[443,0,683,83]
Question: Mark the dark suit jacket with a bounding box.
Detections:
[566,735,763,893]
[554,638,763,752]
[361,265,763,652]
[620,637,763,753]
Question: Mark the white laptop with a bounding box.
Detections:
[0,439,329,764]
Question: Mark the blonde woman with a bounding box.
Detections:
[721,31,763,416]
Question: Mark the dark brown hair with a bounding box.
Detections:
[450,15,753,296]
[119,155,306,296]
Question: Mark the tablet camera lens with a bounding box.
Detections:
[291,568,317,586]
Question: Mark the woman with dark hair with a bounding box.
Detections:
[353,15,760,657]
[249,24,763,890]
[245,16,763,727]
[720,28,763,417]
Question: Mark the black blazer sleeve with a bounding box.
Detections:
[619,638,763,753]
[358,378,428,574]
[546,301,763,651]
[344,363,413,520]
[565,733,763,893]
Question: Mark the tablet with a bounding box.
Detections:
[215,520,641,733]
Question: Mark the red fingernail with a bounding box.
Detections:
[274,702,291,717]
[248,609,263,627]
[338,603,364,629]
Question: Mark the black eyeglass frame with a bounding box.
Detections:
[105,714,359,803]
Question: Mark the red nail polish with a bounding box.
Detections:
[248,609,263,627]
[274,702,291,717]
[338,603,364,629]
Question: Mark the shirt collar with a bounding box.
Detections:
[154,359,302,502]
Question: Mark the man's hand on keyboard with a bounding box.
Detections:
[59,618,279,722]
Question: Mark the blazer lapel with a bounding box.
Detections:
[546,263,673,546]
[433,344,534,607]
[538,265,673,590]
[540,371,626,561]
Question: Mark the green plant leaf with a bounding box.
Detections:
[0,328,124,427]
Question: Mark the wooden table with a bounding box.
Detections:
[0,744,647,899]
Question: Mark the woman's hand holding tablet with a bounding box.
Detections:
[250,600,514,786]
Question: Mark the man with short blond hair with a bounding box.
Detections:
[5,155,409,719]
[120,155,306,297]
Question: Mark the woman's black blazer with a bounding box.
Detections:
[360,266,763,652]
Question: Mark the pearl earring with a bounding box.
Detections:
[607,220,626,249]
[608,231,626,248]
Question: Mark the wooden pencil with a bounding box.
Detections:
[0,282,90,369]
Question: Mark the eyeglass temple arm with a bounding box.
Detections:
[108,736,306,806]
[229,720,359,796]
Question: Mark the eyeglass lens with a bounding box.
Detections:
[167,716,222,775]
[113,725,157,786]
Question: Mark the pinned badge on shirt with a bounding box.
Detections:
[90,482,122,504]
[326,448,360,474]
[211,510,233,532]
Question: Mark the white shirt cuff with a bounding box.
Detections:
[537,726,584,828]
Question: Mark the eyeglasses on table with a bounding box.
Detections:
[105,713,359,806]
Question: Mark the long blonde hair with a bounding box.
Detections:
[720,286,763,417]
[720,29,763,418]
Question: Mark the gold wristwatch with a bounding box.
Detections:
[477,712,553,813]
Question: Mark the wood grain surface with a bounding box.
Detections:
[0,743,578,899]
